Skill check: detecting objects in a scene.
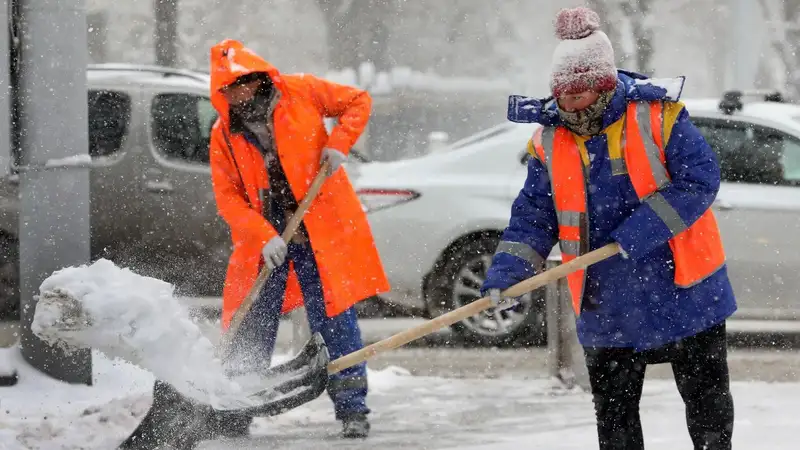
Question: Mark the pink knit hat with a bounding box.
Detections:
[549,7,617,98]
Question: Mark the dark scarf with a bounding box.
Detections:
[557,90,615,136]
[230,80,275,123]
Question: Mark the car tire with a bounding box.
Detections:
[0,236,20,321]
[425,235,546,347]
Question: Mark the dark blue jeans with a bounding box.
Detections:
[230,241,369,420]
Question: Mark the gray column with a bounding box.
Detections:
[0,0,12,176]
[17,0,92,384]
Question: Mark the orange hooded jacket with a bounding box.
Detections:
[208,39,390,329]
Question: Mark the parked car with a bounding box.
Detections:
[354,90,800,346]
[0,64,228,318]
[0,63,381,320]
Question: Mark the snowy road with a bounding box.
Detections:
[198,370,797,450]
[2,343,800,449]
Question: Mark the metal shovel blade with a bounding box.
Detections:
[118,334,331,450]
[227,332,331,417]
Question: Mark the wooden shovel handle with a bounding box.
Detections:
[221,160,332,351]
[326,242,621,374]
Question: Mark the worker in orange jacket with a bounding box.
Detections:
[207,39,390,439]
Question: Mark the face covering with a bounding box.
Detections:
[230,80,274,123]
[557,89,615,136]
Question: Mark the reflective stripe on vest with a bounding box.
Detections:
[532,101,726,315]
[532,126,589,313]
[494,240,546,272]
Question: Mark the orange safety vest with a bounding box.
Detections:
[532,101,726,315]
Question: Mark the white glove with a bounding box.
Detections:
[488,288,519,312]
[320,147,347,175]
[262,236,288,271]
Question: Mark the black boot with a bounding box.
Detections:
[341,414,370,439]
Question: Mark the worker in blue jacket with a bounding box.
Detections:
[482,7,737,450]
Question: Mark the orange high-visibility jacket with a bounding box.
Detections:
[208,39,390,329]
[532,101,726,314]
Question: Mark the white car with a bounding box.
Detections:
[351,90,800,346]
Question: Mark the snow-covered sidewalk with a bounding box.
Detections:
[206,370,796,449]
[0,347,796,449]
[0,347,154,449]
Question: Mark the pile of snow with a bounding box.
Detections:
[0,345,408,450]
[31,259,258,410]
[0,346,154,450]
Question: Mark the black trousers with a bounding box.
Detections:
[584,322,734,450]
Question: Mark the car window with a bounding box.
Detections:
[150,93,217,165]
[781,134,800,183]
[693,118,796,186]
[88,90,131,158]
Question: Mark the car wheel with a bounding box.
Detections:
[0,236,20,320]
[426,235,545,347]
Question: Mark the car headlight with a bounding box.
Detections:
[356,188,420,213]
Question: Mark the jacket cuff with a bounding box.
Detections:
[481,253,536,295]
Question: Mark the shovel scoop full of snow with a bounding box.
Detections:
[30,258,330,416]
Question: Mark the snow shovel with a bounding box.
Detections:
[119,162,332,450]
[123,243,621,449]
[243,242,622,399]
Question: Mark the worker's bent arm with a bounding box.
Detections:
[611,102,721,259]
[482,156,560,294]
[209,124,278,247]
[303,74,372,155]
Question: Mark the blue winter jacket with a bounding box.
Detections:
[482,70,737,351]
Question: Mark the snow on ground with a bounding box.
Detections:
[206,370,798,450]
[0,347,153,450]
[0,345,797,449]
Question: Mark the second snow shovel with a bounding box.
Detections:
[243,242,622,400]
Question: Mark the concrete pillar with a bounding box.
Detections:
[0,0,12,177]
[17,0,92,384]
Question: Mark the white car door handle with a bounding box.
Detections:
[145,180,174,193]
